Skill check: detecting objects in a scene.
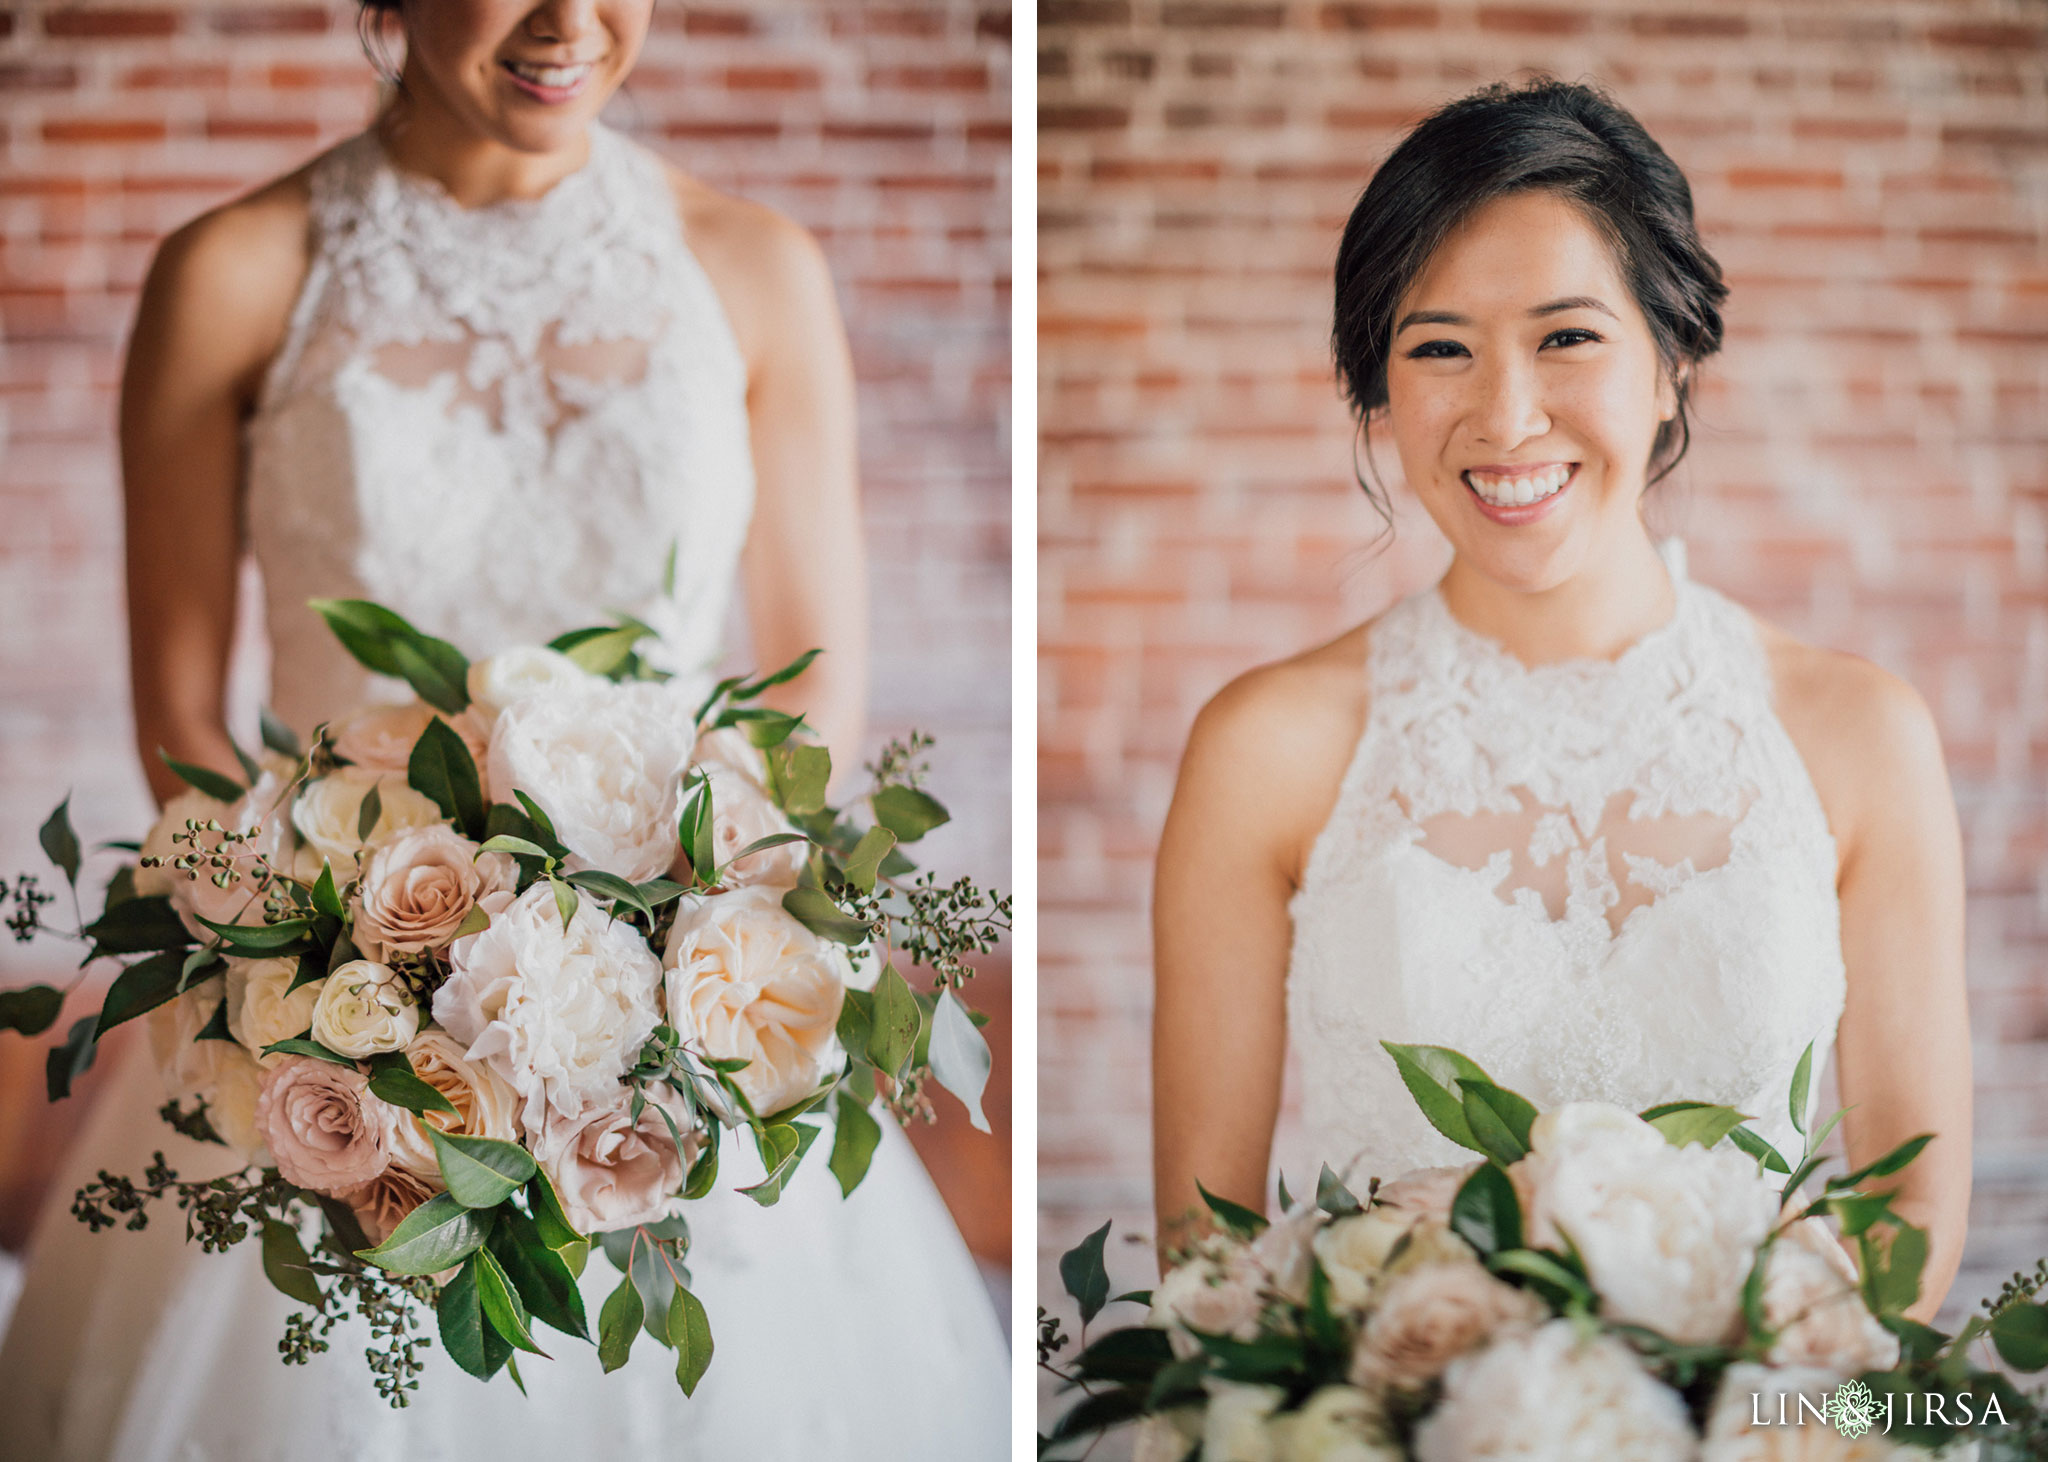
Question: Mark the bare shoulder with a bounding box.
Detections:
[662,164,835,367]
[1177,622,1374,884]
[1750,612,1950,862]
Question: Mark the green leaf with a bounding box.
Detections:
[1457,1079,1535,1165]
[1060,1219,1113,1324]
[840,826,896,895]
[683,1124,720,1199]
[866,964,920,1077]
[679,775,715,886]
[526,1169,585,1251]
[94,949,187,1037]
[1831,1134,1936,1190]
[157,750,244,802]
[869,785,949,844]
[1196,1180,1267,1239]
[102,864,138,910]
[260,1218,325,1311]
[827,1088,882,1197]
[1991,1301,2048,1372]
[355,781,383,843]
[599,1271,643,1373]
[1788,1040,1815,1137]
[310,860,345,919]
[46,1015,98,1100]
[737,1122,818,1206]
[563,870,654,924]
[929,990,992,1133]
[260,1037,354,1066]
[1449,1162,1522,1257]
[1645,1103,1753,1152]
[357,1193,492,1276]
[667,1282,713,1397]
[1316,1164,1362,1217]
[194,914,312,955]
[475,1245,548,1357]
[259,705,301,759]
[556,621,655,678]
[768,744,831,817]
[1071,1324,1175,1385]
[479,834,550,861]
[195,995,233,1041]
[311,599,471,714]
[490,1207,588,1341]
[367,1063,460,1120]
[437,1254,495,1380]
[730,648,822,701]
[734,709,805,748]
[512,791,562,849]
[780,886,868,945]
[0,984,65,1037]
[634,877,691,910]
[1487,1248,1595,1310]
[549,876,579,930]
[39,796,81,888]
[228,735,264,788]
[661,540,678,598]
[1382,1041,1494,1156]
[82,895,189,954]
[407,716,486,839]
[430,1128,538,1209]
[835,986,873,1056]
[1727,1124,1791,1174]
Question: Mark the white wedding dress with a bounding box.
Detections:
[1286,541,1848,1186]
[0,122,1008,1461]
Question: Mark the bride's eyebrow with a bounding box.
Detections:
[1393,296,1621,334]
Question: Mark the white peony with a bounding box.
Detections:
[465,646,597,719]
[696,761,808,888]
[433,884,665,1136]
[1511,1101,1780,1344]
[1761,1218,1899,1374]
[1204,1381,1286,1462]
[226,957,324,1064]
[310,960,420,1058]
[1274,1386,1400,1462]
[1413,1319,1698,1462]
[290,767,442,878]
[1703,1363,1910,1460]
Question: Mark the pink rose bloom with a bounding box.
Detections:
[1376,1163,1482,1226]
[255,1056,396,1196]
[535,1087,703,1235]
[1350,1257,1547,1393]
[354,824,514,954]
[338,1163,439,1245]
[331,700,491,783]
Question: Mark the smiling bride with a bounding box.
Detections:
[1150,78,1973,1323]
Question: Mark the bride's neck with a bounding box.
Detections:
[1437,527,1677,666]
[374,88,591,209]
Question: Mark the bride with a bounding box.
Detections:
[0,0,1007,1457]
[1151,79,1972,1326]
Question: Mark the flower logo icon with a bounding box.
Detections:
[1825,1379,1878,1439]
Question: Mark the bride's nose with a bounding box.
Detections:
[1468,353,1550,448]
[523,0,602,44]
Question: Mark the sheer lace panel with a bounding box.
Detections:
[369,324,656,438]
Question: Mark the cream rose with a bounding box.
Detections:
[433,883,665,1135]
[534,1086,703,1234]
[1511,1101,1780,1345]
[207,1044,270,1161]
[226,957,324,1063]
[466,646,596,719]
[1151,1237,1266,1358]
[1275,1386,1400,1462]
[694,761,807,888]
[353,824,513,954]
[1313,1208,1425,1311]
[310,960,419,1058]
[145,977,272,1164]
[1203,1380,1286,1462]
[385,1029,523,1176]
[330,700,491,782]
[487,678,695,882]
[255,1056,396,1195]
[663,885,848,1118]
[1762,1218,1900,1375]
[1349,1254,1546,1392]
[291,768,442,877]
[337,1164,439,1246]
[1413,1319,1697,1462]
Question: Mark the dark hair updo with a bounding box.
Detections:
[1332,77,1727,508]
[357,0,404,85]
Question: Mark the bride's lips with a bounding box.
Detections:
[499,58,600,104]
[1461,462,1579,526]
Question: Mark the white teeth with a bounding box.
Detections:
[1464,464,1573,508]
[508,61,592,88]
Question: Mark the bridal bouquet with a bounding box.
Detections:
[1041,1043,2048,1460]
[1,599,1006,1405]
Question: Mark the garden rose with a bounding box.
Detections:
[487,678,695,882]
[1203,1380,1285,1462]
[385,1028,523,1176]
[1313,1208,1425,1311]
[433,883,665,1134]
[1275,1386,1400,1462]
[1413,1319,1697,1462]
[695,761,807,888]
[145,978,271,1164]
[226,957,323,1063]
[1349,1254,1545,1392]
[207,1045,270,1161]
[1762,1218,1900,1375]
[291,768,441,877]
[663,885,848,1118]
[353,824,513,954]
[310,960,419,1058]
[533,1086,703,1234]
[255,1056,395,1195]
[1511,1101,1779,1344]
[1134,1413,1203,1462]
[1375,1163,1480,1226]
[330,700,490,781]
[337,1164,439,1246]
[466,646,595,718]
[1151,1238,1266,1357]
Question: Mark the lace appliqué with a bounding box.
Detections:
[1286,563,1848,1188]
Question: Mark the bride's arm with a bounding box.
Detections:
[1779,642,1972,1324]
[1152,639,1365,1263]
[120,183,308,806]
[676,177,867,773]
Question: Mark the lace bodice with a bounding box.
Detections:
[1287,543,1847,1184]
[245,122,752,729]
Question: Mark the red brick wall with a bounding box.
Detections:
[0,0,1011,1261]
[1039,0,2048,1341]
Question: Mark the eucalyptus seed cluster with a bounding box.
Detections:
[866,729,935,790]
[71,1153,294,1252]
[139,818,272,900]
[323,1267,436,1406]
[384,947,445,1006]
[1988,1259,2048,1320]
[157,1096,225,1146]
[892,872,1011,992]
[279,1309,334,1366]
[1036,1306,1071,1368]
[0,873,54,943]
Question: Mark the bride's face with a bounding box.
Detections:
[400,0,651,153]
[1382,189,1680,593]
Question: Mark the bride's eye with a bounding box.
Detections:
[1405,339,1468,359]
[1542,328,1602,349]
